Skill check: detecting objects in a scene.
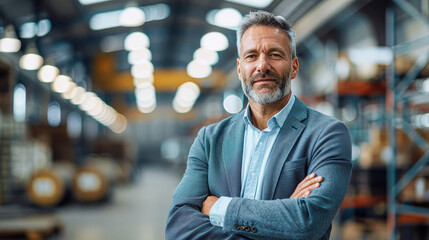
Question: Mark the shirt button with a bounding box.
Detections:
[252,173,255,177]
[240,225,246,231]
[244,226,250,232]
[251,226,257,232]
[234,224,240,230]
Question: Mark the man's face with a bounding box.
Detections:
[237,25,298,104]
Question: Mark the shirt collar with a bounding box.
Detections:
[243,93,296,129]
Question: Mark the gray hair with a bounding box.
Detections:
[236,11,296,59]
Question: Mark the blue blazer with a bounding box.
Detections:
[166,98,352,240]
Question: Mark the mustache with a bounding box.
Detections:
[250,72,281,84]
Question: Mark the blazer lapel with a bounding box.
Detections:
[221,113,245,197]
[262,99,308,199]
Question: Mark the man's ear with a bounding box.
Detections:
[237,58,242,81]
[291,57,299,79]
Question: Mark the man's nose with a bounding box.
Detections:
[256,54,271,73]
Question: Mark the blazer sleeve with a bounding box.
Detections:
[165,127,248,240]
[223,121,352,240]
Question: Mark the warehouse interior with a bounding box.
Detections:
[1,0,429,239]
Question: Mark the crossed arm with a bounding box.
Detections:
[201,173,324,215]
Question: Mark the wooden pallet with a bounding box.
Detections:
[0,213,62,239]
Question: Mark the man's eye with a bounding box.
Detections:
[246,55,256,59]
[271,53,282,58]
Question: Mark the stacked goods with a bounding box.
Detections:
[359,125,413,169]
[0,114,12,205]
[26,162,74,207]
[71,156,120,203]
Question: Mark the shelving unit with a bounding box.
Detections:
[387,0,429,238]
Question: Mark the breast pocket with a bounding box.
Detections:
[283,157,306,171]
[275,158,307,198]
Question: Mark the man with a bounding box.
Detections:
[166,10,352,240]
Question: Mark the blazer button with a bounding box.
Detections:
[234,224,240,230]
[240,225,246,231]
[251,226,257,233]
[244,226,250,232]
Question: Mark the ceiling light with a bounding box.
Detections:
[13,83,26,122]
[223,94,243,114]
[80,94,101,112]
[90,10,122,30]
[78,92,97,111]
[0,25,21,53]
[172,100,192,114]
[70,87,87,105]
[193,48,219,65]
[79,0,110,5]
[47,101,61,127]
[131,60,154,79]
[37,19,51,37]
[124,32,150,51]
[201,32,229,51]
[120,7,145,27]
[143,3,171,21]
[206,8,242,30]
[225,0,273,8]
[133,75,154,87]
[19,22,37,39]
[61,82,77,99]
[187,60,212,78]
[38,65,59,83]
[19,44,43,70]
[173,82,200,113]
[348,47,393,65]
[52,75,73,93]
[128,48,152,64]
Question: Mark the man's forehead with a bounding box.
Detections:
[240,25,290,50]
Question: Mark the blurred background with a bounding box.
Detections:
[0,0,429,239]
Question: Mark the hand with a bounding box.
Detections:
[290,173,323,199]
[201,196,219,215]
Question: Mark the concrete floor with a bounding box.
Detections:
[53,164,182,240]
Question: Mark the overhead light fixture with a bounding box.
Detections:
[131,60,154,79]
[61,82,77,99]
[124,32,150,51]
[52,75,73,93]
[13,83,26,122]
[90,10,122,30]
[47,101,61,127]
[128,48,152,64]
[201,32,229,51]
[120,6,145,27]
[172,82,200,113]
[193,48,219,65]
[225,0,273,8]
[19,44,43,70]
[206,8,242,30]
[38,64,59,83]
[37,19,51,37]
[70,87,87,105]
[79,0,110,5]
[223,94,243,114]
[186,60,212,79]
[0,25,21,53]
[133,75,154,87]
[143,3,171,21]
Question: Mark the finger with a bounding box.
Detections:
[297,173,316,188]
[299,176,322,190]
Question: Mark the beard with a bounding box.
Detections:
[241,68,292,104]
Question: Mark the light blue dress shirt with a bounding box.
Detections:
[209,94,296,227]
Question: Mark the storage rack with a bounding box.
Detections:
[387,0,429,238]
